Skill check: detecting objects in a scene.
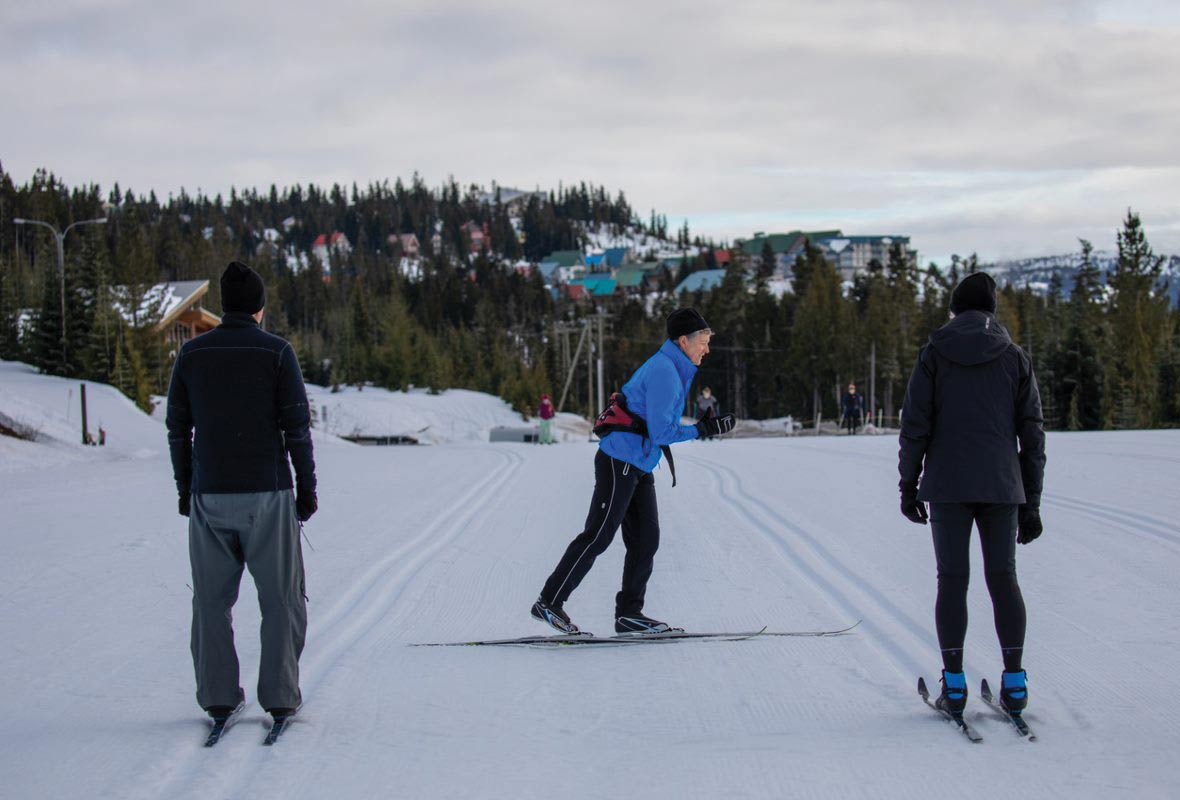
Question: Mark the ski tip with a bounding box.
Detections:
[917,676,929,697]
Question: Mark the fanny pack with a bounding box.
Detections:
[593,392,677,486]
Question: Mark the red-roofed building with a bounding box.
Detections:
[312,231,352,263]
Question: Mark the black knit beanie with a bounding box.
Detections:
[949,271,997,315]
[666,307,711,340]
[220,261,266,314]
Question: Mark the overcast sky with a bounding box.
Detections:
[2,0,1178,264]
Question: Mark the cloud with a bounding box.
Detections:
[1,0,1178,261]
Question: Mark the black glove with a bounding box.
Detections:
[178,492,191,518]
[1018,505,1042,544]
[899,482,928,525]
[696,412,735,439]
[296,487,318,522]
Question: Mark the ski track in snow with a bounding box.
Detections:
[5,421,1180,799]
[132,446,527,799]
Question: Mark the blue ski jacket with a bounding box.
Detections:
[599,339,700,473]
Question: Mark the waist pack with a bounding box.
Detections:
[593,392,677,487]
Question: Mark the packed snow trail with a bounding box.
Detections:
[3,415,1180,798]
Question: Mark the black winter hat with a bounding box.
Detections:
[949,271,997,315]
[220,261,266,314]
[666,307,711,340]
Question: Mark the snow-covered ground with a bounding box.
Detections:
[2,361,1179,799]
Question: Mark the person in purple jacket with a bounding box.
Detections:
[531,308,734,635]
[537,393,556,444]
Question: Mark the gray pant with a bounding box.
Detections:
[189,491,306,711]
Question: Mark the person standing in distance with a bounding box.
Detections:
[531,308,734,635]
[166,261,318,730]
[537,393,556,444]
[841,382,864,434]
[898,271,1046,718]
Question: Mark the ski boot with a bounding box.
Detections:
[531,597,581,634]
[935,670,968,715]
[615,613,675,634]
[1000,670,1028,714]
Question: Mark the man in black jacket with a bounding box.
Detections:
[166,261,317,728]
[897,271,1046,718]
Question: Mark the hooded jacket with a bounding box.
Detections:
[898,310,1045,505]
[599,339,700,473]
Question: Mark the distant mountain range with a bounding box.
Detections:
[981,251,1180,305]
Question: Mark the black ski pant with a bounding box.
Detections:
[929,502,1026,674]
[540,450,659,618]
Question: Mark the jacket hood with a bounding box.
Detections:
[929,310,1012,366]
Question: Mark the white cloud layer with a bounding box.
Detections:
[2,0,1178,263]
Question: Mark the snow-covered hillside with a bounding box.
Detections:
[982,250,1180,304]
[2,365,1178,799]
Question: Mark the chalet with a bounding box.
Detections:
[673,269,727,296]
[737,230,842,277]
[616,262,666,294]
[603,247,630,268]
[462,221,490,254]
[387,233,420,257]
[565,277,618,301]
[544,250,585,268]
[114,280,221,349]
[312,232,352,263]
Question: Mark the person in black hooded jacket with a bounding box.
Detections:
[897,271,1046,718]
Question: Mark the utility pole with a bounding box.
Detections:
[869,340,877,420]
[596,312,605,414]
[586,318,593,418]
[557,321,588,412]
[13,216,108,369]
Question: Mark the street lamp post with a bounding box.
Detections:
[13,216,108,367]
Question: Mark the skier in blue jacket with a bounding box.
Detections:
[532,308,735,635]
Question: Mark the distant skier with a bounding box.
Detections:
[695,386,719,439]
[841,383,864,434]
[898,271,1046,718]
[537,393,556,444]
[531,308,735,635]
[166,261,317,732]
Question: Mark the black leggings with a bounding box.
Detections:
[540,450,659,617]
[929,503,1026,673]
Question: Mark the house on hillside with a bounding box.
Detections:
[566,277,618,302]
[813,235,916,281]
[737,230,842,277]
[616,262,667,294]
[388,232,421,257]
[312,232,352,263]
[673,269,727,297]
[114,280,221,350]
[544,250,584,268]
[603,247,630,268]
[461,221,490,254]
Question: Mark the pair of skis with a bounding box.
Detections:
[917,677,1037,743]
[203,702,298,747]
[413,620,860,647]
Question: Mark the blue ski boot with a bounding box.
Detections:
[1000,670,1028,714]
[935,670,968,715]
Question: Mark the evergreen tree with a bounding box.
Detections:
[788,256,843,419]
[1106,210,1168,428]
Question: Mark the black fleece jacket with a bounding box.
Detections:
[898,310,1045,506]
[166,313,316,495]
